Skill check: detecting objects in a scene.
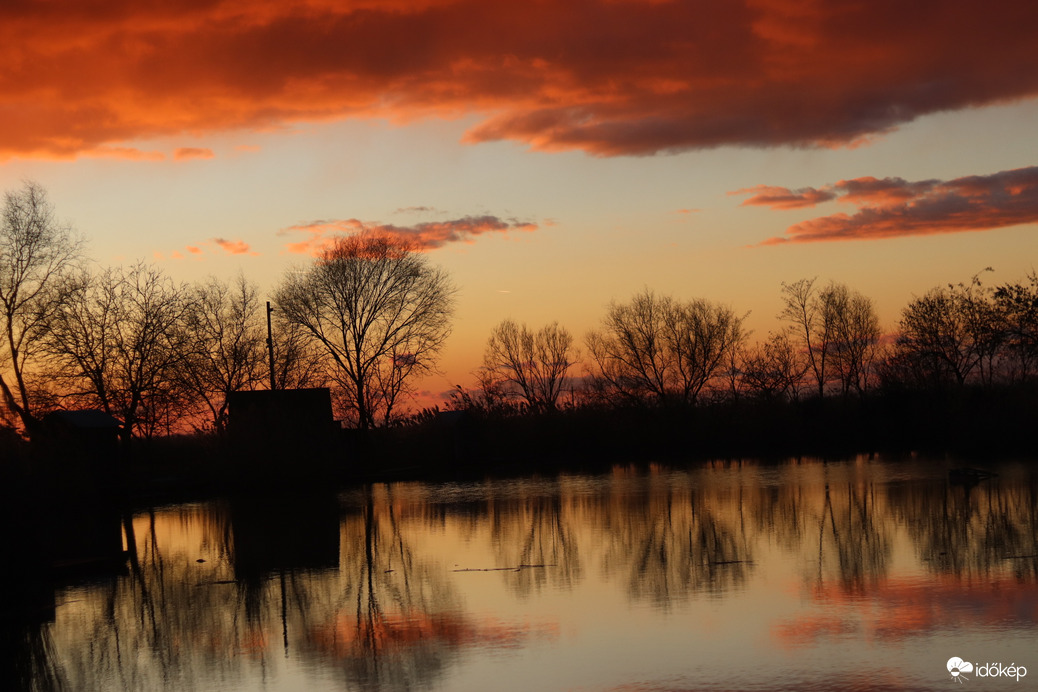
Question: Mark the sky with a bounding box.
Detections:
[2,0,1038,405]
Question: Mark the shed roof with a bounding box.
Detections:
[47,410,123,429]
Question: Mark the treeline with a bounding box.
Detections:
[402,270,1037,464]
[1,181,1036,461]
[455,270,1038,413]
[0,182,454,443]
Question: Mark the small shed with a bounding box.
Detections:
[41,409,123,460]
[227,388,339,467]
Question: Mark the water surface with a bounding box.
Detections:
[17,456,1038,690]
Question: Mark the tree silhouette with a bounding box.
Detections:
[276,233,455,429]
[780,278,880,397]
[887,273,1000,388]
[478,319,576,411]
[739,329,809,401]
[42,262,189,440]
[586,289,745,406]
[994,271,1038,381]
[0,182,82,433]
[179,274,266,433]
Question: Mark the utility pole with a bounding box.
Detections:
[266,301,277,391]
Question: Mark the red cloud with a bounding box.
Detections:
[212,237,258,255]
[281,215,537,255]
[1,1,1036,159]
[757,166,1038,244]
[174,147,214,161]
[833,176,938,205]
[734,185,837,209]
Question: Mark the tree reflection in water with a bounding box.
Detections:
[301,484,558,690]
[17,457,1038,691]
[888,466,1038,579]
[814,478,891,592]
[774,460,1038,647]
[598,465,755,605]
[303,484,464,690]
[484,478,584,597]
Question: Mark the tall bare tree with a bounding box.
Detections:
[825,284,881,396]
[42,262,190,440]
[479,319,576,411]
[667,298,747,404]
[779,278,832,398]
[269,313,329,391]
[586,290,673,405]
[0,181,82,432]
[586,290,745,406]
[275,233,455,429]
[780,278,880,397]
[179,274,266,433]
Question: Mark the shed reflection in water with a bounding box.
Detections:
[20,457,1038,690]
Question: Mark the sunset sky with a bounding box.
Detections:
[3,0,1037,403]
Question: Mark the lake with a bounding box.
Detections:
[13,455,1038,690]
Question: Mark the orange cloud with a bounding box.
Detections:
[174,147,215,161]
[212,237,258,255]
[1,1,1036,159]
[755,166,1038,244]
[155,243,214,260]
[281,215,537,255]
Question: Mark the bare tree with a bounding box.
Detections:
[586,290,673,405]
[667,298,747,404]
[825,284,881,396]
[179,274,266,433]
[479,320,576,411]
[42,262,190,440]
[994,271,1038,381]
[780,278,880,397]
[889,272,1000,388]
[0,181,82,432]
[956,271,1004,386]
[275,232,455,429]
[739,329,809,401]
[269,313,329,391]
[780,278,833,398]
[586,290,745,406]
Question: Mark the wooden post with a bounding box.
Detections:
[267,301,277,391]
